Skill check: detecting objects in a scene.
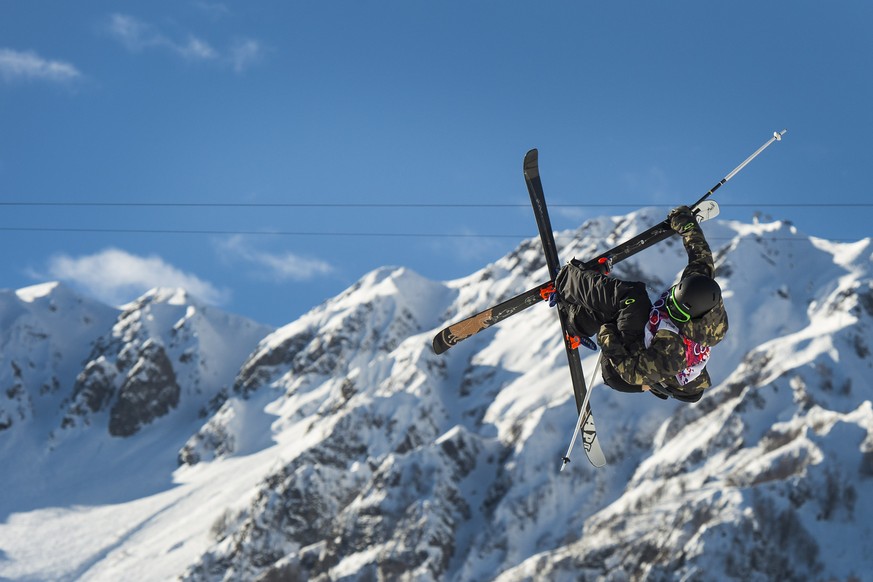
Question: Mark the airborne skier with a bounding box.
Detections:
[553,205,728,402]
[434,130,784,468]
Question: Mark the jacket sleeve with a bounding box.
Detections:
[679,222,715,280]
[601,328,687,386]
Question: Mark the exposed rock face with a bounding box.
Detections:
[178,394,238,465]
[0,285,272,440]
[60,292,191,436]
[108,339,181,437]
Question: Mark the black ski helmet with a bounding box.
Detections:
[668,274,722,321]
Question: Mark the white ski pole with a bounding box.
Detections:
[560,351,604,472]
[693,129,787,206]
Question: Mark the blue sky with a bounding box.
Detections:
[1,2,871,327]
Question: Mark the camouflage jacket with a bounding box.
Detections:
[599,219,729,397]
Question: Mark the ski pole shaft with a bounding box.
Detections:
[693,129,787,207]
[560,352,604,472]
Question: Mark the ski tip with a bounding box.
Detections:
[432,335,448,355]
[560,456,570,472]
[523,149,539,179]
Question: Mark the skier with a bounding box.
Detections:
[553,205,728,402]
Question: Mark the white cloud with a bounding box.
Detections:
[43,248,229,306]
[220,236,333,281]
[228,38,263,73]
[180,36,218,60]
[554,205,592,224]
[106,13,261,71]
[0,48,82,83]
[107,13,216,62]
[193,2,232,20]
[106,14,153,52]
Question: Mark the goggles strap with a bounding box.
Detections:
[668,286,692,323]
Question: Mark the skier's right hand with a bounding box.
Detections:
[668,205,697,236]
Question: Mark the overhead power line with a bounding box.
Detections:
[0,201,872,209]
[0,226,523,238]
[0,225,864,243]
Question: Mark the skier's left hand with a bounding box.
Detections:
[597,324,627,358]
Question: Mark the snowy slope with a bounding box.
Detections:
[0,282,117,433]
[0,285,273,581]
[1,211,871,582]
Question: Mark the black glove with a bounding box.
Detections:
[601,358,644,393]
[668,205,697,236]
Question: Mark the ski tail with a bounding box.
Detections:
[432,280,554,354]
[561,353,604,471]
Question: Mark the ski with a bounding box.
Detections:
[432,280,555,355]
[524,148,607,469]
[432,200,719,355]
[561,352,604,472]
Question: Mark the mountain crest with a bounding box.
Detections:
[1,216,872,582]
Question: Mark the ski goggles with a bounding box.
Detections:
[667,285,692,323]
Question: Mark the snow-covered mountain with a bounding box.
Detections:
[0,285,272,527]
[1,210,871,582]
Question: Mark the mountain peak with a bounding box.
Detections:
[13,281,63,302]
[122,286,198,310]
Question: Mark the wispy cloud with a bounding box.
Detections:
[0,48,82,84]
[193,1,232,19]
[39,248,229,306]
[107,14,217,62]
[220,236,333,281]
[105,13,153,52]
[105,13,262,72]
[229,38,263,73]
[427,229,510,265]
[554,205,593,224]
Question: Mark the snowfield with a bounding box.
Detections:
[1,209,871,581]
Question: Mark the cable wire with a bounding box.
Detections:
[0,226,864,242]
[1,201,872,208]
